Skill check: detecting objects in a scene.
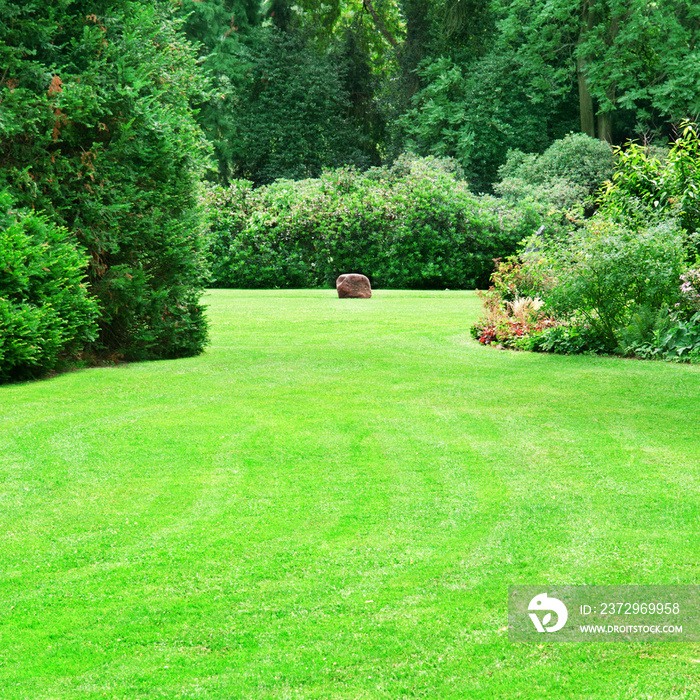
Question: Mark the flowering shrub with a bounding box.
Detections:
[472,125,700,362]
[528,217,688,349]
[470,290,559,349]
[679,269,700,313]
[206,156,542,289]
[489,255,552,302]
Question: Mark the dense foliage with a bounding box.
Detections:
[493,0,700,142]
[0,1,210,363]
[398,53,566,191]
[225,29,376,184]
[177,0,700,189]
[0,193,99,382]
[178,1,388,185]
[494,133,615,215]
[176,0,260,183]
[206,156,541,289]
[600,121,700,234]
[472,125,700,362]
[535,218,689,348]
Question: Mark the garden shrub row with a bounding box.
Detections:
[206,156,542,290]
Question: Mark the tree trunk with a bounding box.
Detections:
[596,16,620,143]
[577,0,596,137]
[362,0,398,49]
[597,110,613,142]
[577,56,595,137]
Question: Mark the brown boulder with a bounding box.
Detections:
[336,273,372,299]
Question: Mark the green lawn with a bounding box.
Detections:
[2,289,700,699]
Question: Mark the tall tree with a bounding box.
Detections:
[1,1,211,360]
[226,28,375,183]
[495,0,700,142]
[177,0,260,183]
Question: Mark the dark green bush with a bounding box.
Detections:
[617,309,700,362]
[205,156,542,289]
[0,2,210,361]
[0,193,99,382]
[529,324,609,355]
[617,305,674,354]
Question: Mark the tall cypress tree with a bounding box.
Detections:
[1,1,211,360]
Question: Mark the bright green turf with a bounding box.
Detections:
[2,289,700,699]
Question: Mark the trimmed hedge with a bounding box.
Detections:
[206,156,542,289]
[0,193,99,382]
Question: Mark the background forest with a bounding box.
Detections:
[181,0,700,189]
[1,0,700,380]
